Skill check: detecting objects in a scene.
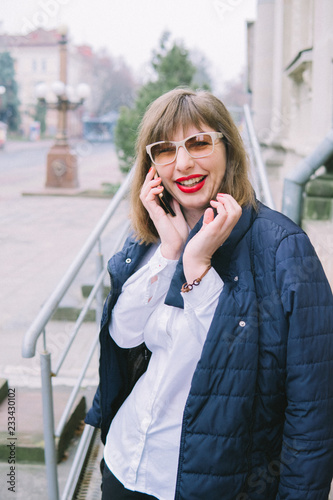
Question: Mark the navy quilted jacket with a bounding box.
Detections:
[86,202,333,499]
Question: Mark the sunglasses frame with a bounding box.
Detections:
[146,131,223,166]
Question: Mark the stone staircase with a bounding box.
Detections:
[0,382,90,465]
[51,285,109,322]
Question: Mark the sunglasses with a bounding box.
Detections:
[146,132,223,166]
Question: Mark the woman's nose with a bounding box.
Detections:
[175,145,194,170]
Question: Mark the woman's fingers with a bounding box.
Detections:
[140,168,164,206]
[202,194,242,250]
[210,194,242,224]
[210,199,227,216]
[203,207,215,225]
[139,167,189,259]
[217,193,242,217]
[141,166,155,191]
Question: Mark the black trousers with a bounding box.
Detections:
[101,462,159,500]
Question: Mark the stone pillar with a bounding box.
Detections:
[270,0,285,144]
[45,144,79,189]
[251,0,276,142]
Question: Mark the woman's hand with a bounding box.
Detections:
[140,167,189,260]
[182,194,242,284]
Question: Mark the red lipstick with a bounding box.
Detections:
[176,175,206,193]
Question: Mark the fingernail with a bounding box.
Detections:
[148,166,154,173]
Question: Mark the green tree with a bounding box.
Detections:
[0,52,21,131]
[34,101,46,135]
[115,32,211,172]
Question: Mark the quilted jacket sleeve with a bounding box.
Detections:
[276,232,333,499]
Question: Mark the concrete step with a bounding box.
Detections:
[51,307,96,322]
[0,385,93,464]
[0,427,97,500]
[81,284,109,299]
[51,283,110,322]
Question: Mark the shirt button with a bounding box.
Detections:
[125,258,131,264]
[239,320,246,327]
[234,276,239,282]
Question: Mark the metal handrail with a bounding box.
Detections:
[282,128,333,225]
[54,218,131,438]
[21,168,133,500]
[243,104,275,209]
[22,168,133,359]
[52,266,107,376]
[60,425,97,500]
[55,330,100,438]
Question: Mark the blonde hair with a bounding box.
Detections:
[130,88,255,244]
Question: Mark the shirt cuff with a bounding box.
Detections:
[183,267,224,309]
[148,244,178,279]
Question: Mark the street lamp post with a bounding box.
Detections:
[36,27,90,188]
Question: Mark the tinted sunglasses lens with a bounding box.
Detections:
[151,142,176,165]
[185,134,214,157]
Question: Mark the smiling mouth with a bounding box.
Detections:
[176,175,206,187]
[176,175,207,193]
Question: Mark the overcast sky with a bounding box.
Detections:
[1,0,257,93]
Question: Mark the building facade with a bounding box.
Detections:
[249,0,333,286]
[0,28,93,137]
[249,0,333,203]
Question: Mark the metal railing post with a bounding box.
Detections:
[95,239,104,329]
[40,351,59,500]
[243,104,275,209]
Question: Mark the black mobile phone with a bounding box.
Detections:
[154,173,176,217]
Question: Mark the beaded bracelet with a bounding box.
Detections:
[181,266,212,293]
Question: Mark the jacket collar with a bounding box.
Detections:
[165,203,258,308]
[108,235,152,296]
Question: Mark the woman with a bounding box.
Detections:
[86,88,333,499]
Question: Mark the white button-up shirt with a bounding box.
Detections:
[104,245,223,500]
